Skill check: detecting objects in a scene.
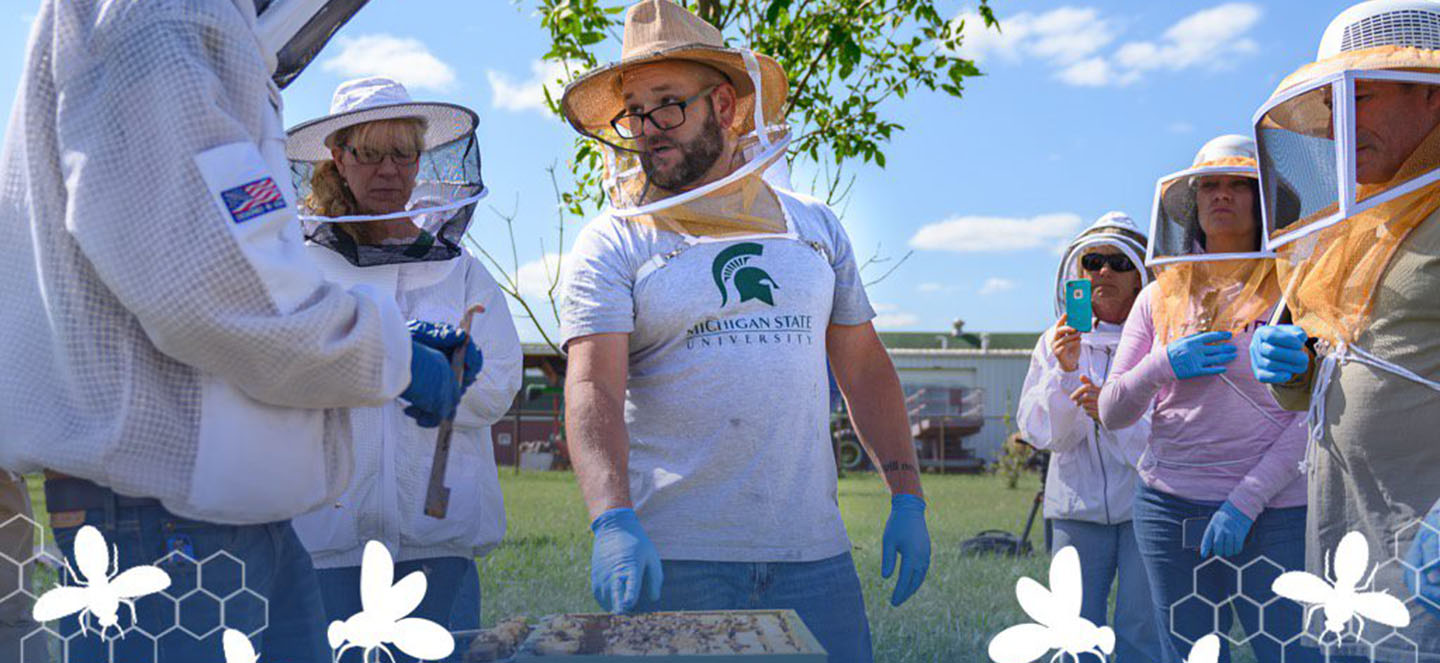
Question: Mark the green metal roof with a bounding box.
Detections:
[877,331,1041,351]
[525,334,1041,355]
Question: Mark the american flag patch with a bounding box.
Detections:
[220,177,286,224]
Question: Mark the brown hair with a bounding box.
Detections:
[303,118,427,217]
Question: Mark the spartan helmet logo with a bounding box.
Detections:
[712,243,779,307]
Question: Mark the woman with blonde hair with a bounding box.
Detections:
[286,77,521,661]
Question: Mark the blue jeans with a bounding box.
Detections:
[49,504,329,663]
[450,561,481,631]
[316,556,477,663]
[633,553,873,663]
[1050,519,1162,663]
[1132,484,1318,663]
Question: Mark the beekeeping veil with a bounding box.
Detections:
[286,77,486,267]
[1149,135,1280,264]
[254,0,370,88]
[1149,135,1282,345]
[559,0,791,237]
[1254,0,1440,344]
[1052,212,1151,318]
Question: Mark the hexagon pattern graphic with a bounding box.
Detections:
[8,516,270,663]
[987,521,1440,663]
[1165,524,1440,663]
[9,516,456,662]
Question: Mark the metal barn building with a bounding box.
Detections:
[493,324,1043,471]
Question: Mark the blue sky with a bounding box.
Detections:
[0,1,1361,342]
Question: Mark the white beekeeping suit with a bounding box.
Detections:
[1019,213,1152,524]
[294,250,522,567]
[0,0,412,524]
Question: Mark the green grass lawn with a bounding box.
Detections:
[476,470,1051,662]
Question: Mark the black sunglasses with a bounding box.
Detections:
[1080,252,1137,272]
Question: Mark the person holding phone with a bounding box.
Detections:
[1097,135,1311,663]
[1018,212,1161,663]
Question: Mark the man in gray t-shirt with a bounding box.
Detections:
[554,3,930,662]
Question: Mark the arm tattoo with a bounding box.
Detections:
[881,461,918,475]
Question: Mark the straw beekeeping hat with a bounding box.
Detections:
[559,0,788,146]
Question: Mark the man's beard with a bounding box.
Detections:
[640,112,726,191]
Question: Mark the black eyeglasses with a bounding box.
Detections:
[611,86,717,139]
[341,144,421,166]
[1081,252,1137,272]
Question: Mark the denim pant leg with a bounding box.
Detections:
[633,560,751,613]
[317,556,471,663]
[1051,519,1120,663]
[258,523,332,663]
[759,554,874,663]
[445,560,481,662]
[449,561,481,632]
[1114,520,1164,663]
[1229,506,1317,663]
[52,506,329,663]
[1133,485,1221,663]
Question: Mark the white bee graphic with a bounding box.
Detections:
[328,541,455,662]
[32,525,171,639]
[1184,634,1220,663]
[1271,531,1411,643]
[223,628,259,663]
[988,546,1115,663]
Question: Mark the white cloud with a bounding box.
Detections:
[515,253,564,301]
[954,3,1262,88]
[1058,57,1131,87]
[871,303,920,329]
[873,313,922,329]
[487,60,574,115]
[956,7,1117,64]
[320,35,457,92]
[1114,3,1261,75]
[908,213,1084,253]
[1168,121,1196,134]
[979,277,1018,296]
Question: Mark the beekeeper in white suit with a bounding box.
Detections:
[0,1,477,661]
[285,77,522,658]
[1018,212,1159,663]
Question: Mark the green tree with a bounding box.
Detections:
[535,0,998,210]
[475,0,1001,352]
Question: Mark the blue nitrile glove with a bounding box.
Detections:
[1167,331,1238,380]
[1405,503,1440,619]
[590,508,663,614]
[1250,325,1311,384]
[882,494,931,607]
[407,320,483,389]
[1200,502,1254,559]
[400,341,461,428]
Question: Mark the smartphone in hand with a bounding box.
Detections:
[1065,279,1093,333]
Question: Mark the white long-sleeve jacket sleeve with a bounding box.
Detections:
[53,1,410,408]
[1017,326,1091,453]
[455,260,523,429]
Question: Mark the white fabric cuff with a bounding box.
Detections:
[351,283,412,399]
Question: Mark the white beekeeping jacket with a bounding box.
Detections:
[0,0,412,523]
[293,248,522,567]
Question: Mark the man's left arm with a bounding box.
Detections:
[827,321,929,606]
[827,322,923,497]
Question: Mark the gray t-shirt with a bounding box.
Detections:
[560,188,874,562]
